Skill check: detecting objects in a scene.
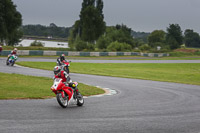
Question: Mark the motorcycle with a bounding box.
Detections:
[57,60,71,74]
[6,54,18,66]
[51,78,84,108]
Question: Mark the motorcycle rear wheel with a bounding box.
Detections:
[65,66,69,74]
[56,92,68,108]
[77,94,84,106]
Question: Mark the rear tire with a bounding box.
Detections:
[56,92,68,108]
[66,66,69,74]
[77,94,84,106]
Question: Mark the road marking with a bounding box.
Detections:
[83,86,117,98]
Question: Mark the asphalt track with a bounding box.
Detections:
[0,57,200,133]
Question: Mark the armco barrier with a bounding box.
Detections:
[56,51,68,56]
[0,50,169,57]
[29,50,43,56]
[18,50,29,55]
[90,52,100,56]
[44,51,57,56]
[1,51,11,56]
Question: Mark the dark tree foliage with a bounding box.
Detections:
[166,24,183,49]
[21,23,71,38]
[97,25,135,49]
[131,31,150,43]
[0,0,22,45]
[148,30,166,48]
[72,0,106,42]
[184,29,200,48]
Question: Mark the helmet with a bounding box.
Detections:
[53,66,61,75]
[14,48,17,51]
[60,54,65,61]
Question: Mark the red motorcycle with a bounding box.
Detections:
[51,78,84,108]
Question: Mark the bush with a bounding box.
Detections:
[96,36,109,49]
[30,40,44,47]
[87,43,95,51]
[138,44,151,51]
[107,41,132,51]
[74,39,87,51]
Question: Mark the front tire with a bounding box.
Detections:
[56,92,68,108]
[11,61,15,66]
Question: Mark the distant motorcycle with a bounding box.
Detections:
[51,78,84,108]
[57,60,71,74]
[6,55,18,66]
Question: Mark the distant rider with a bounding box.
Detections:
[57,54,66,66]
[57,54,70,74]
[7,48,18,61]
[53,66,80,95]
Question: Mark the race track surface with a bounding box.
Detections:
[0,58,200,133]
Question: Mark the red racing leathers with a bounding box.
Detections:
[54,71,68,82]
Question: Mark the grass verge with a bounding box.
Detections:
[16,62,200,85]
[0,72,104,99]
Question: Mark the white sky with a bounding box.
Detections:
[12,0,200,33]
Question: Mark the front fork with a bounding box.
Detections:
[60,91,65,98]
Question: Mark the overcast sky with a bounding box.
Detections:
[12,0,200,33]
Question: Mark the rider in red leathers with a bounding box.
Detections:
[53,66,80,96]
[54,66,69,82]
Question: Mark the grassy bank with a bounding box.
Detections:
[0,72,104,99]
[16,62,200,85]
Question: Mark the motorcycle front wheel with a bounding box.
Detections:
[11,61,15,66]
[56,92,68,108]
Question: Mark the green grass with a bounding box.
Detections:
[0,72,104,99]
[169,51,200,57]
[16,62,200,85]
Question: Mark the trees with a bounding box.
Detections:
[0,0,22,45]
[21,24,71,38]
[96,25,135,50]
[70,0,106,45]
[184,29,200,48]
[107,41,132,51]
[166,24,183,49]
[148,30,166,48]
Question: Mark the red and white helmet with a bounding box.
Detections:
[53,66,61,75]
[14,48,18,51]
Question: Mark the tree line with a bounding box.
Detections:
[21,23,71,39]
[69,0,200,51]
[1,0,200,51]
